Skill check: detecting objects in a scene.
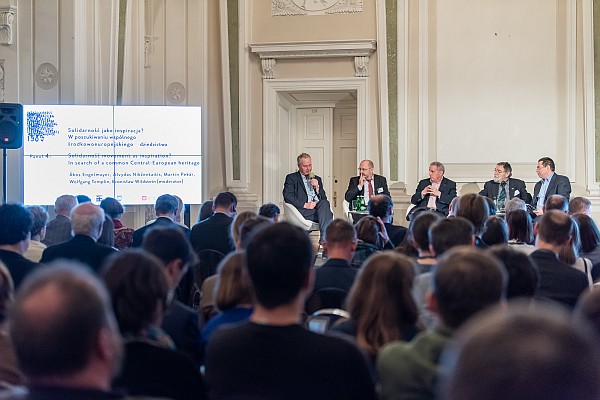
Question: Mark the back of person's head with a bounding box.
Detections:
[10,263,120,379]
[368,195,393,219]
[545,194,568,212]
[154,194,178,216]
[100,197,124,219]
[347,252,418,354]
[454,194,490,234]
[245,223,313,309]
[429,217,474,256]
[506,209,533,243]
[71,203,105,238]
[559,218,581,265]
[0,262,13,323]
[27,205,48,239]
[504,197,527,216]
[198,199,214,222]
[409,211,442,252]
[442,303,600,400]
[569,196,592,216]
[230,211,258,245]
[481,216,508,246]
[485,246,539,299]
[258,203,281,221]
[324,219,356,248]
[575,289,600,338]
[142,226,196,267]
[213,191,237,211]
[215,252,253,311]
[173,195,184,224]
[355,215,383,248]
[433,247,506,329]
[54,194,78,214]
[76,195,92,204]
[482,196,497,216]
[573,213,600,253]
[238,217,272,249]
[0,203,33,245]
[102,250,169,335]
[448,196,460,217]
[536,210,574,247]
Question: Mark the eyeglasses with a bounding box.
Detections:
[493,169,505,173]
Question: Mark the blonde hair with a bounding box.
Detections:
[215,252,253,310]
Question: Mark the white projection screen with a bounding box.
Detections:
[23,105,202,205]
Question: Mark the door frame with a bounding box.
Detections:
[263,77,369,206]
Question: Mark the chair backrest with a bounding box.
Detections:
[305,308,350,334]
[342,200,352,221]
[305,286,349,314]
[282,202,319,231]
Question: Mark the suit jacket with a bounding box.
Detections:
[531,173,571,208]
[283,171,329,210]
[132,216,190,248]
[40,234,116,273]
[162,300,202,368]
[479,178,530,202]
[313,258,358,293]
[345,174,390,208]
[385,223,407,247]
[42,215,73,246]
[529,249,588,309]
[0,250,40,290]
[410,177,457,216]
[190,213,235,256]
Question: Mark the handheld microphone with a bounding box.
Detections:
[308,172,320,199]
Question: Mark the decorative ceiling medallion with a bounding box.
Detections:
[166,82,186,104]
[35,63,59,90]
[272,0,363,16]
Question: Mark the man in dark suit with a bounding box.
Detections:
[143,227,203,368]
[131,194,190,247]
[345,159,390,210]
[190,192,237,256]
[531,157,571,217]
[479,162,530,210]
[42,194,78,246]
[410,161,457,216]
[283,153,334,242]
[368,194,406,247]
[529,210,588,309]
[40,203,116,273]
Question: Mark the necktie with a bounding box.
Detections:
[367,179,374,198]
[498,181,506,208]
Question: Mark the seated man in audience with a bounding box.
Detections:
[378,247,506,400]
[132,194,190,247]
[529,210,588,308]
[410,161,457,216]
[504,197,527,217]
[442,304,600,400]
[8,264,125,399]
[258,202,281,222]
[0,204,40,289]
[41,203,116,273]
[544,194,568,213]
[205,222,376,400]
[345,159,390,210]
[479,162,530,210]
[531,157,571,217]
[369,194,406,247]
[569,196,592,216]
[142,227,203,368]
[191,192,237,256]
[42,194,77,246]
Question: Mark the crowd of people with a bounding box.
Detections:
[0,154,599,399]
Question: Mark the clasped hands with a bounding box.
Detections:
[421,185,441,198]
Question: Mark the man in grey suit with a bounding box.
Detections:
[479,162,530,210]
[531,157,571,217]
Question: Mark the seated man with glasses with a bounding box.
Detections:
[345,159,390,211]
[479,162,530,211]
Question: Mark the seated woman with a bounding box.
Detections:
[332,252,422,363]
[350,216,388,269]
[24,206,48,263]
[506,209,535,255]
[201,252,253,353]
[102,251,206,400]
[100,197,134,250]
[573,213,600,282]
[481,216,508,247]
[559,220,593,286]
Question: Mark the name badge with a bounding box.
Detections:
[377,187,383,193]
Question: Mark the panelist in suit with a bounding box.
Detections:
[479,162,530,210]
[531,157,571,217]
[283,153,334,242]
[410,161,457,216]
[345,159,390,210]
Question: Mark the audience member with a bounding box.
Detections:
[205,223,376,400]
[76,195,114,247]
[350,215,389,268]
[504,197,527,216]
[100,197,134,250]
[174,195,186,226]
[529,210,588,308]
[573,213,600,281]
[569,196,592,216]
[442,303,600,400]
[369,195,406,247]
[506,208,535,254]
[481,216,508,247]
[486,246,539,299]
[574,289,600,338]
[9,263,124,399]
[454,193,490,247]
[103,251,206,400]
[40,203,116,273]
[142,227,202,368]
[190,192,237,256]
[23,205,48,263]
[197,199,214,222]
[258,202,281,222]
[0,204,40,289]
[0,262,24,386]
[132,194,190,248]
[332,252,422,362]
[408,211,442,274]
[544,194,568,213]
[237,216,272,250]
[482,196,497,216]
[558,219,593,286]
[229,211,257,248]
[42,194,77,246]
[378,247,506,400]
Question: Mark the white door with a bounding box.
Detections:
[332,107,357,217]
[296,107,333,202]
